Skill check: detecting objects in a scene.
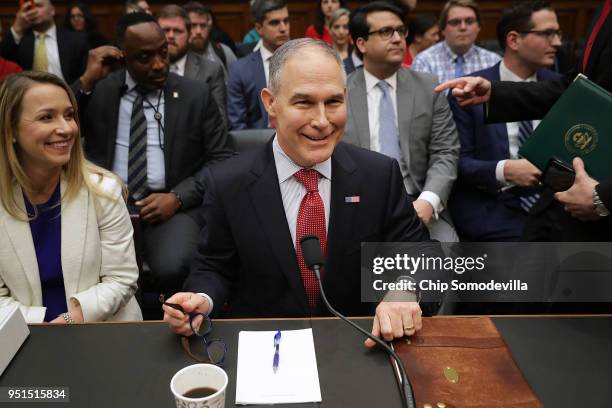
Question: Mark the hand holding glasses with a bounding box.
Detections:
[160,294,227,366]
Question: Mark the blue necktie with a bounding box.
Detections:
[517,120,540,212]
[455,55,465,78]
[377,80,402,163]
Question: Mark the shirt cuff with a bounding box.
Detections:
[197,293,214,316]
[418,191,443,219]
[10,27,23,44]
[496,160,508,185]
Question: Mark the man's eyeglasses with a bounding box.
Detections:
[160,295,227,366]
[519,29,563,41]
[446,17,478,27]
[367,25,408,40]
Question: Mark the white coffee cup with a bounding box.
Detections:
[170,364,228,408]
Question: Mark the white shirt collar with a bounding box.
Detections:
[34,24,56,40]
[171,53,187,75]
[442,40,476,61]
[499,60,537,82]
[260,43,274,62]
[124,71,162,96]
[272,135,332,183]
[363,68,397,94]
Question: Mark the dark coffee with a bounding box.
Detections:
[183,387,218,399]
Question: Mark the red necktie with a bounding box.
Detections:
[583,0,612,72]
[294,169,327,309]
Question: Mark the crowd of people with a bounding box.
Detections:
[0,0,609,344]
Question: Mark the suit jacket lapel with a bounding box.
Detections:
[56,29,70,80]
[3,184,42,303]
[163,74,180,177]
[253,51,268,124]
[104,70,125,168]
[326,144,359,273]
[60,177,88,298]
[348,70,371,148]
[184,53,200,78]
[22,32,35,70]
[248,143,309,313]
[397,69,416,168]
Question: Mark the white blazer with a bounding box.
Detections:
[0,174,142,323]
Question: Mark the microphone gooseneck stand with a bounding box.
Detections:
[300,235,415,408]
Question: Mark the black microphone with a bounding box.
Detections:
[300,235,415,408]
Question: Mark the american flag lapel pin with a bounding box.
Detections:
[345,196,360,203]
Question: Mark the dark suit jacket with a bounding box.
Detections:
[1,27,88,84]
[184,52,227,124]
[449,62,561,241]
[484,8,612,239]
[73,70,232,216]
[227,50,268,130]
[184,141,430,318]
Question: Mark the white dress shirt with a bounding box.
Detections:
[12,24,63,80]
[363,68,443,216]
[272,136,332,247]
[260,44,274,86]
[170,54,187,76]
[495,61,541,186]
[113,72,166,191]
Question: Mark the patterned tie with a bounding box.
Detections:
[33,33,48,72]
[517,120,540,212]
[128,87,148,200]
[294,169,327,309]
[377,80,402,163]
[454,55,465,78]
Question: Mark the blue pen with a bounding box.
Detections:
[273,330,281,373]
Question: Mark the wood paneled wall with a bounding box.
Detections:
[0,1,601,45]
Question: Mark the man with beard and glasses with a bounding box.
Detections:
[158,4,227,123]
[1,0,88,84]
[73,13,232,299]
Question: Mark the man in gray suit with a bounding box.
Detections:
[158,5,226,122]
[345,2,459,241]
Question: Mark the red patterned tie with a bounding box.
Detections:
[294,169,327,309]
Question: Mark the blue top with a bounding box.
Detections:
[24,182,67,322]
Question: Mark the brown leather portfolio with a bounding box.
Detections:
[392,316,542,408]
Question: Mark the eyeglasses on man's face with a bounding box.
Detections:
[446,17,477,27]
[519,28,563,42]
[367,25,408,40]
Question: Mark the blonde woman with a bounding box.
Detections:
[328,8,351,60]
[0,71,141,323]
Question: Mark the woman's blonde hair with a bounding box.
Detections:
[328,7,350,29]
[0,71,121,220]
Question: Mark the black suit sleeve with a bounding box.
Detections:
[0,30,20,63]
[171,89,232,210]
[486,76,571,123]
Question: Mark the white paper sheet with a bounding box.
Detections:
[235,328,322,405]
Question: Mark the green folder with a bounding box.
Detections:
[518,74,612,181]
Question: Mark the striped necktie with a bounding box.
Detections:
[128,87,149,200]
[377,80,402,163]
[33,33,48,72]
[517,120,540,212]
